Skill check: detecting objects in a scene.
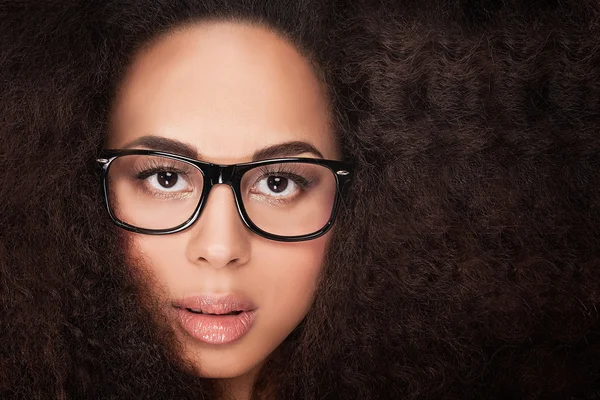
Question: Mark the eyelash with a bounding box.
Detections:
[255,166,315,189]
[132,162,192,180]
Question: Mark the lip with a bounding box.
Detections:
[172,294,257,345]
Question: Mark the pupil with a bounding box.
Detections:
[267,176,288,193]
[158,171,177,188]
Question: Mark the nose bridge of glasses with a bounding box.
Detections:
[205,163,237,186]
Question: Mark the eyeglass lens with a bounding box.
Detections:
[106,155,338,237]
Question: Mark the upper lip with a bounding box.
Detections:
[172,294,256,315]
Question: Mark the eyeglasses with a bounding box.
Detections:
[96,149,353,242]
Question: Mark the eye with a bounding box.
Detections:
[145,170,190,192]
[255,174,299,197]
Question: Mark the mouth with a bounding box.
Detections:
[172,294,257,345]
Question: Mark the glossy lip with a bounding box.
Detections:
[172,294,257,345]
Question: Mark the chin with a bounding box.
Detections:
[179,337,266,379]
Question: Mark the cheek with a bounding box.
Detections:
[125,234,189,293]
[250,234,330,321]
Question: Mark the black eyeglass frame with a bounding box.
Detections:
[97,149,353,242]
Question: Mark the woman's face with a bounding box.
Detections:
[107,22,338,380]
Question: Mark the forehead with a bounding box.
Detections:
[108,21,337,162]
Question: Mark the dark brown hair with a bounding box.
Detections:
[1,0,599,399]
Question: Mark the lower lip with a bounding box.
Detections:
[175,307,257,345]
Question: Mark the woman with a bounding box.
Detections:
[99,9,352,399]
[1,1,385,399]
[2,0,599,399]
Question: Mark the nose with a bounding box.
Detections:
[185,184,251,269]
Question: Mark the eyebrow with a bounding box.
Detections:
[252,140,324,161]
[123,136,198,159]
[121,135,324,161]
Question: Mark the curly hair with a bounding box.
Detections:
[1,0,599,399]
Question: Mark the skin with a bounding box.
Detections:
[108,21,338,399]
